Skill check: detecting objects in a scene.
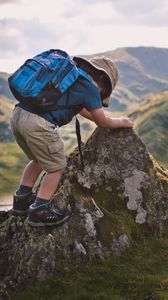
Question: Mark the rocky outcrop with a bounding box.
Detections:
[0,127,168,297]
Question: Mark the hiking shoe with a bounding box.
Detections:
[12,191,36,216]
[27,204,70,227]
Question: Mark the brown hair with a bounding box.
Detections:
[78,63,111,101]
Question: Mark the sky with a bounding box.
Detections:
[0,0,168,73]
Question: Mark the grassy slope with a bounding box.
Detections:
[0,72,15,101]
[0,96,15,142]
[0,96,13,122]
[12,238,168,300]
[0,98,27,196]
[132,92,168,168]
[0,142,28,196]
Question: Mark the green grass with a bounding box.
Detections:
[134,95,168,168]
[12,238,168,300]
[0,142,28,196]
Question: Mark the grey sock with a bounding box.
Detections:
[33,197,49,207]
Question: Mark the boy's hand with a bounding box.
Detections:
[90,108,133,129]
[114,117,133,128]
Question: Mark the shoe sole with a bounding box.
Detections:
[12,209,28,216]
[27,214,70,227]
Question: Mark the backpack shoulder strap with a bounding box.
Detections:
[75,116,84,169]
[78,68,92,82]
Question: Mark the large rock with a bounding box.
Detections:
[0,127,168,296]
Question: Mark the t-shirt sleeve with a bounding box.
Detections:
[83,81,102,111]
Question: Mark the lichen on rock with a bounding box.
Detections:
[124,169,148,223]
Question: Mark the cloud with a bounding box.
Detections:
[77,0,168,27]
[78,0,110,3]
[111,0,165,13]
[0,18,61,57]
[61,0,119,27]
[111,0,168,26]
[0,0,168,73]
[0,0,20,5]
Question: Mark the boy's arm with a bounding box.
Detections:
[79,108,94,121]
[80,108,133,128]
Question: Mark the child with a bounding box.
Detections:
[10,54,133,227]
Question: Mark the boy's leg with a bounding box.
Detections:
[10,108,69,225]
[29,166,65,210]
[19,160,43,188]
[37,167,65,200]
[27,167,70,227]
[13,160,43,216]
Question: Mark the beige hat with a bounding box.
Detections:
[73,55,119,107]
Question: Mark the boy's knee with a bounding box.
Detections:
[57,166,66,174]
[30,160,43,171]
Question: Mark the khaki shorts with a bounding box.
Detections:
[10,107,67,173]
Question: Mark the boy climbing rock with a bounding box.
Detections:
[9,51,133,227]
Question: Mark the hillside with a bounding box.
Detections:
[0,97,27,196]
[0,72,15,102]
[0,142,28,196]
[0,96,14,142]
[131,92,168,168]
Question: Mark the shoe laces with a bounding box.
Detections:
[46,204,63,220]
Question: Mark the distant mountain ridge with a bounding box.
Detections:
[1,46,168,110]
[85,46,168,111]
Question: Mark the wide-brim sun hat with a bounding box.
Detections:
[73,55,119,107]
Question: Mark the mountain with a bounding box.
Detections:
[84,46,168,111]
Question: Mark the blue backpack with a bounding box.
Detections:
[8,49,89,111]
[8,49,89,168]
